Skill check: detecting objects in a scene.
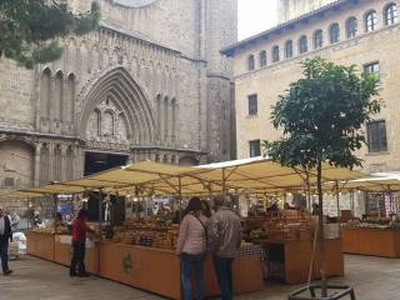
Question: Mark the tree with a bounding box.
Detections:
[0,0,100,69]
[264,57,381,297]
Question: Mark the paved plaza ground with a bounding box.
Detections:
[0,254,399,300]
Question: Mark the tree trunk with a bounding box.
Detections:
[317,161,327,297]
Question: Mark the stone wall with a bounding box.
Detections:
[0,0,237,213]
[233,0,400,174]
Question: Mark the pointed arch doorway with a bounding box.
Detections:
[80,67,156,175]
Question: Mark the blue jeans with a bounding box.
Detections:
[180,253,205,300]
[213,256,234,300]
[0,238,10,272]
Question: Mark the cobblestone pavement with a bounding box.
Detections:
[1,255,399,300]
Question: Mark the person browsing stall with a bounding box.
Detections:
[210,196,242,300]
[176,197,209,300]
[70,209,96,277]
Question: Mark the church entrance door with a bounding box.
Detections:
[84,151,128,176]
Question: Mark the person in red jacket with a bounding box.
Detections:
[70,209,96,277]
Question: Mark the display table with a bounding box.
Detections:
[27,232,55,261]
[262,239,344,284]
[99,241,264,299]
[27,234,263,299]
[341,228,400,257]
[54,235,100,274]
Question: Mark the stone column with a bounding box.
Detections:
[34,143,41,187]
[75,146,85,178]
[61,144,67,181]
[48,143,55,181]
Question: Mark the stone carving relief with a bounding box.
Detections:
[85,98,130,144]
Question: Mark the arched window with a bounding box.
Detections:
[329,23,340,44]
[247,54,255,71]
[272,46,280,62]
[314,29,323,49]
[40,68,51,118]
[171,98,177,142]
[366,10,377,32]
[66,74,75,124]
[299,35,308,54]
[55,71,63,121]
[259,51,267,67]
[346,17,358,38]
[102,111,114,137]
[285,40,293,59]
[385,3,398,25]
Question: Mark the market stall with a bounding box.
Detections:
[341,219,400,257]
[244,210,343,284]
[54,235,100,274]
[27,231,55,261]
[11,159,368,299]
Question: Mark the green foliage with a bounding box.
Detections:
[0,0,100,68]
[264,57,381,171]
[265,57,382,297]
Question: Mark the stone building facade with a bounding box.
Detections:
[0,0,238,203]
[223,0,400,216]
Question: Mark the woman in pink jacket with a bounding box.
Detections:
[176,197,209,300]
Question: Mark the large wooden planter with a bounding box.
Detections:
[27,232,55,261]
[341,228,400,257]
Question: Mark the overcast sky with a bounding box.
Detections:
[238,0,278,40]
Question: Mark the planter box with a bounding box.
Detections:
[341,228,400,257]
[288,285,356,300]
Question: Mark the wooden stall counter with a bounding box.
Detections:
[204,245,264,297]
[263,239,344,284]
[99,241,182,299]
[99,241,264,300]
[27,232,55,261]
[54,235,99,274]
[342,228,400,257]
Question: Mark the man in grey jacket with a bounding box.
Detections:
[210,196,242,300]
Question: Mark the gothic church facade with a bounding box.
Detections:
[0,0,238,199]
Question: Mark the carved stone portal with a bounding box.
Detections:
[85,98,130,144]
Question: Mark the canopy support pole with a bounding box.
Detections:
[336,181,341,220]
[178,177,183,222]
[99,189,103,237]
[53,195,58,234]
[222,168,226,198]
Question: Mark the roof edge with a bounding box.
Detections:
[221,0,351,57]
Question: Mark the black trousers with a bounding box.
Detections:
[0,238,10,272]
[70,241,86,275]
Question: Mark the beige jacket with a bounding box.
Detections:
[210,207,242,258]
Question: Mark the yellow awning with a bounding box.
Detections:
[5,158,370,198]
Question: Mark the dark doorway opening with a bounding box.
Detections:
[84,151,129,176]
